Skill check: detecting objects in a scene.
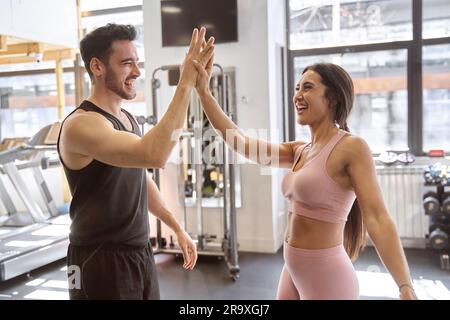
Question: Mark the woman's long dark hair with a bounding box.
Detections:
[302,63,366,261]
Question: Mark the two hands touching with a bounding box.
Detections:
[179,27,215,95]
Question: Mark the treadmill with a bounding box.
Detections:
[0,122,70,281]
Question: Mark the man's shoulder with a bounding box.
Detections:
[63,110,113,138]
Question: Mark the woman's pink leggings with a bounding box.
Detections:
[276,241,359,300]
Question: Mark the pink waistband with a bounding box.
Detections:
[284,241,345,258]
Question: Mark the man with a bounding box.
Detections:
[57,24,214,299]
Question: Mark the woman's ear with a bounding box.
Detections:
[325,91,337,109]
[328,98,338,109]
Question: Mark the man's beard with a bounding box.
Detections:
[104,66,136,100]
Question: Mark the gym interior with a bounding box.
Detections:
[0,0,449,300]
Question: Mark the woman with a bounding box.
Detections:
[193,55,417,300]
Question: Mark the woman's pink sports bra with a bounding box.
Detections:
[281,129,356,223]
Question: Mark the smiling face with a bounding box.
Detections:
[103,40,141,100]
[293,69,334,126]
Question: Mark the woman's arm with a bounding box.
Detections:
[344,136,417,300]
[193,56,303,168]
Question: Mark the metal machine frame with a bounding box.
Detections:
[149,64,240,281]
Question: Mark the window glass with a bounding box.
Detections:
[0,72,75,139]
[423,0,450,39]
[423,44,450,151]
[80,0,142,12]
[289,0,412,49]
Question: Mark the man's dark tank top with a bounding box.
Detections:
[57,100,149,247]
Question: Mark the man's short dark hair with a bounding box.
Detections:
[80,23,137,80]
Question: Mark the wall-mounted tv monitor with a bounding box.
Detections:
[161,0,238,47]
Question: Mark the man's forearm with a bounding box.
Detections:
[141,84,193,167]
[147,175,182,234]
[151,206,182,235]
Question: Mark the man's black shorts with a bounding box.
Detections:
[67,242,160,300]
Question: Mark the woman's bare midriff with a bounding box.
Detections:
[285,212,345,249]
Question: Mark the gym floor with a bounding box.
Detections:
[0,246,448,300]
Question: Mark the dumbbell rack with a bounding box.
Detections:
[423,183,450,270]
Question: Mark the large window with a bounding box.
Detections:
[288,0,450,154]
